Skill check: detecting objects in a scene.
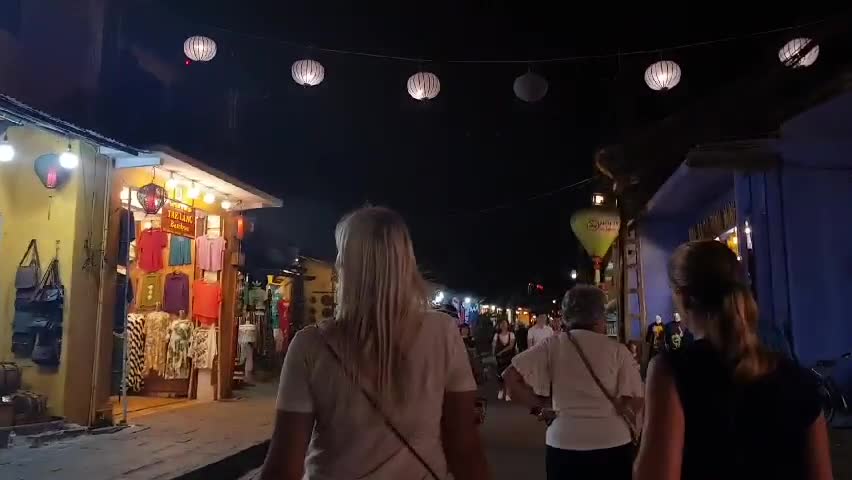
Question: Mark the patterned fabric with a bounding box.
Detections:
[190,326,218,369]
[247,311,273,358]
[165,320,193,379]
[125,314,146,393]
[143,311,171,375]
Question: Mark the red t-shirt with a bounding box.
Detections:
[137,229,168,272]
[193,280,222,325]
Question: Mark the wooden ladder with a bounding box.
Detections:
[621,223,646,343]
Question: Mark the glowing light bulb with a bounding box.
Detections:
[203,191,215,204]
[0,134,14,162]
[220,198,232,210]
[59,143,79,169]
[166,173,178,190]
[187,182,200,199]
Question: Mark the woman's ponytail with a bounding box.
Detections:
[716,286,776,380]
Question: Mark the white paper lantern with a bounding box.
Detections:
[407,71,440,100]
[644,60,682,91]
[778,38,819,68]
[513,71,549,103]
[184,36,217,62]
[291,59,325,86]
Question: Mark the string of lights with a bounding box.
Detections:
[180,15,833,65]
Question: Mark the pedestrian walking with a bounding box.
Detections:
[259,207,489,480]
[527,314,554,350]
[493,319,516,401]
[634,240,833,480]
[503,285,643,480]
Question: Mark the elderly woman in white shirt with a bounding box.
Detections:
[503,285,643,480]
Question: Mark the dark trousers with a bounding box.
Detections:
[546,444,634,480]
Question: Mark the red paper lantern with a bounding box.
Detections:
[136,182,167,215]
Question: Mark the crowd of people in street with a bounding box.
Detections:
[257,206,834,480]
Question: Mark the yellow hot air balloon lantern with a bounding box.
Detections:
[570,208,621,284]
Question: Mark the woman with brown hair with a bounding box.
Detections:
[634,240,833,480]
[259,207,489,480]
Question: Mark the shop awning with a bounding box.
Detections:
[643,162,733,219]
[0,93,142,156]
[112,145,282,210]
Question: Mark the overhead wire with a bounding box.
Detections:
[445,177,593,218]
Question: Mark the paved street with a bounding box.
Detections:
[0,384,276,480]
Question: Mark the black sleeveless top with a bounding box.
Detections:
[664,339,821,480]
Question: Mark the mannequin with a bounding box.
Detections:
[645,315,666,359]
[665,312,693,352]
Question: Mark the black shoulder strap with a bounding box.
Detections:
[19,239,40,267]
[320,335,441,480]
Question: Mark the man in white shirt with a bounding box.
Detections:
[527,314,554,349]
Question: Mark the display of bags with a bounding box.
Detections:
[32,258,64,309]
[15,240,40,298]
[31,320,61,366]
[9,256,64,362]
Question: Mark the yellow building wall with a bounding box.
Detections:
[302,258,335,325]
[0,126,107,423]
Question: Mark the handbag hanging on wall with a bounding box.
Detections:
[14,240,40,298]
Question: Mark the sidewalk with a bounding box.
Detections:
[0,383,277,480]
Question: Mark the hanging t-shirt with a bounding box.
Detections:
[163,272,190,315]
[138,228,168,272]
[646,322,666,354]
[196,235,226,272]
[137,274,162,309]
[168,235,192,266]
[193,280,222,324]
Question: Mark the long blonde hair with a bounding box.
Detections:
[668,240,776,380]
[330,206,429,404]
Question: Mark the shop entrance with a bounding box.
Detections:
[110,180,227,422]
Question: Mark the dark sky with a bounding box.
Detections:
[103,1,844,297]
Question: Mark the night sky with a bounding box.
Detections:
[97,2,845,298]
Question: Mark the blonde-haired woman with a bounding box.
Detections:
[259,207,490,480]
[635,240,832,480]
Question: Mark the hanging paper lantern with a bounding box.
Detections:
[33,154,70,190]
[513,71,549,103]
[137,182,167,215]
[570,208,620,283]
[778,38,819,68]
[291,59,325,86]
[183,36,217,62]
[407,71,440,100]
[644,60,682,91]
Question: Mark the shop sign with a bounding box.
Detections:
[161,201,196,238]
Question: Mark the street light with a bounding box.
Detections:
[463,297,471,305]
[570,269,578,280]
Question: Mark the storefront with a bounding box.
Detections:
[94,147,281,425]
[0,98,141,426]
[627,91,852,381]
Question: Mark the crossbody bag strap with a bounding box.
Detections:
[565,331,639,443]
[19,239,40,267]
[320,337,441,480]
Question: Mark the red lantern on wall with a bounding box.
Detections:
[33,153,71,190]
[136,182,167,215]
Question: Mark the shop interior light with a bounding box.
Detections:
[166,172,178,190]
[187,181,200,199]
[203,190,216,204]
[591,193,605,206]
[59,142,79,169]
[0,133,14,162]
[220,196,232,210]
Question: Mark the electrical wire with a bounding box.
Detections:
[447,177,593,217]
[166,8,836,65]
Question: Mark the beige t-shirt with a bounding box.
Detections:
[277,311,476,479]
[511,329,643,451]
